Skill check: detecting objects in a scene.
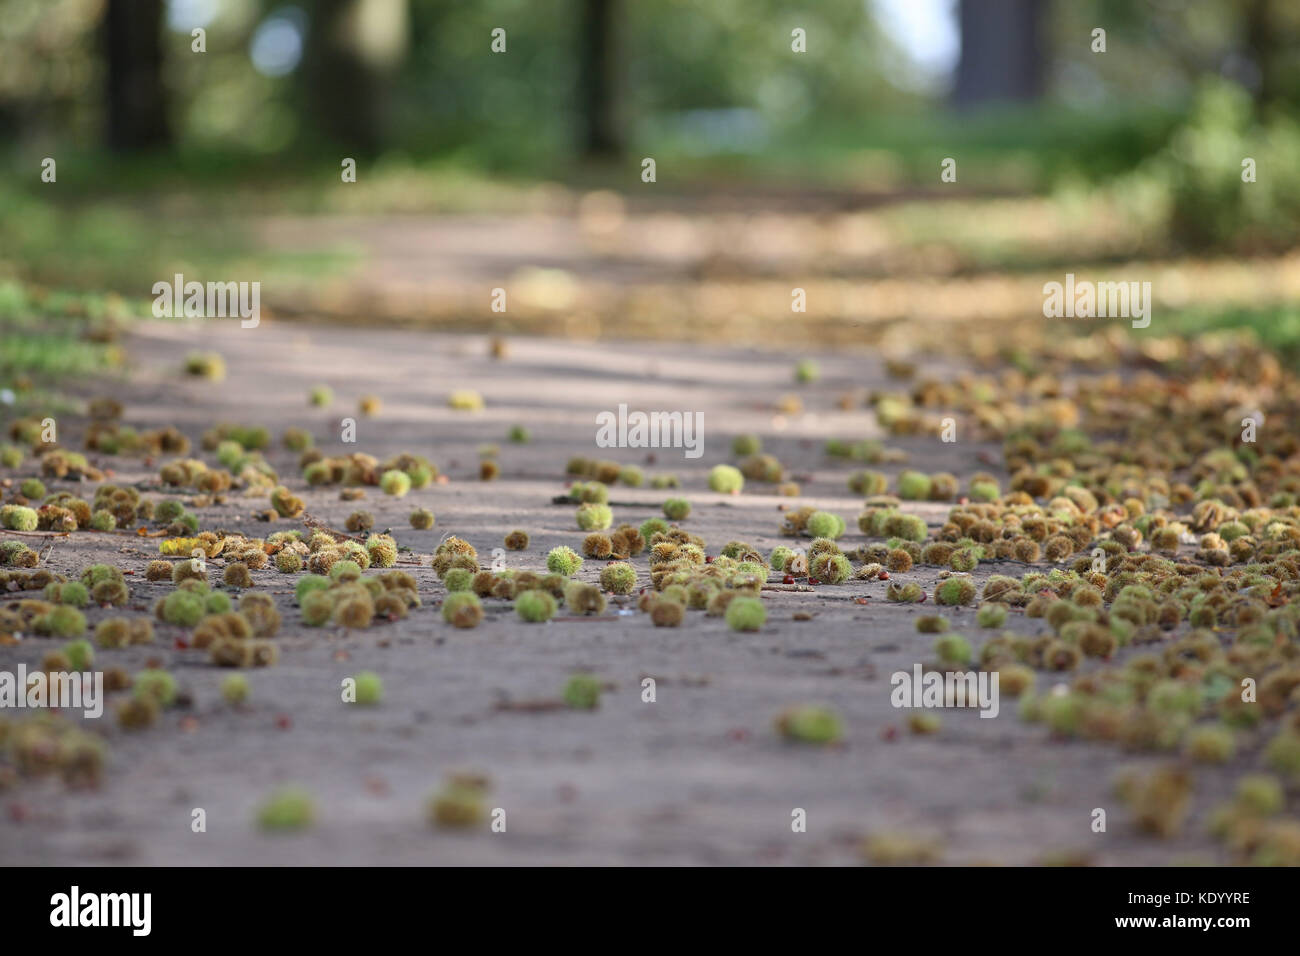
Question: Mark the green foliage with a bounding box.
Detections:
[1120,80,1300,251]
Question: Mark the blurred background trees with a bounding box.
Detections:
[0,0,1297,275]
[1,0,1298,379]
[1,0,1293,164]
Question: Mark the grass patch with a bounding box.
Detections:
[0,177,359,298]
[0,333,112,380]
[0,281,130,401]
[1153,303,1300,359]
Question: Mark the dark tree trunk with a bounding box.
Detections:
[577,0,622,158]
[103,0,170,151]
[953,0,1045,108]
[303,0,408,152]
[1243,0,1282,109]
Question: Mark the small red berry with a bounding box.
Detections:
[879,570,890,580]
[275,714,293,730]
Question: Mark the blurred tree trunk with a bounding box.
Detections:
[103,0,170,151]
[303,0,409,152]
[1243,0,1290,110]
[577,0,622,158]
[953,0,1044,108]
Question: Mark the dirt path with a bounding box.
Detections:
[253,212,1300,346]
[0,317,1232,866]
